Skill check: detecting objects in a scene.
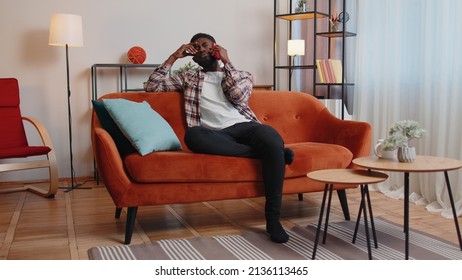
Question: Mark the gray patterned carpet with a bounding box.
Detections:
[88,218,462,260]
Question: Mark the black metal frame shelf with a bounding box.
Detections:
[316,82,354,86]
[276,11,328,20]
[273,1,322,92]
[317,31,356,38]
[91,63,160,100]
[273,0,356,120]
[275,65,316,70]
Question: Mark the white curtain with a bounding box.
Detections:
[354,0,462,218]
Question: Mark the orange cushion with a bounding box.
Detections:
[123,142,352,183]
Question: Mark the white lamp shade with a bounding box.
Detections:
[287,39,305,56]
[49,13,83,47]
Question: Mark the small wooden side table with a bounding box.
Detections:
[353,155,462,260]
[307,169,388,260]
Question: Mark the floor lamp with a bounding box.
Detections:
[48,13,84,191]
[287,39,305,91]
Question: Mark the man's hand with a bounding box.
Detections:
[167,43,198,65]
[211,43,230,64]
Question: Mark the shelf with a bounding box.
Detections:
[91,63,160,99]
[316,82,355,86]
[276,12,328,21]
[273,0,356,120]
[92,63,160,68]
[317,31,356,38]
[253,85,273,91]
[125,88,146,92]
[275,65,316,70]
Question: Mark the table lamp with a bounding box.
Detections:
[287,39,305,90]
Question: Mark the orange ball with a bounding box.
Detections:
[127,46,146,64]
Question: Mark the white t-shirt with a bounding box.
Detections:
[200,72,249,130]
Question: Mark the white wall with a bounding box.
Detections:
[0,0,274,181]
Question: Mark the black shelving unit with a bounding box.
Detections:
[273,0,356,119]
[273,0,326,92]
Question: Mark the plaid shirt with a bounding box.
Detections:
[145,61,259,127]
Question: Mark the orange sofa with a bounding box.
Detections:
[91,90,372,244]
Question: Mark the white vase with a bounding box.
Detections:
[374,139,397,159]
[397,146,416,163]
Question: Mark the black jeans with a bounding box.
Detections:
[184,122,286,221]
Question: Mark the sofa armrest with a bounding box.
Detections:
[93,127,132,205]
[312,109,372,167]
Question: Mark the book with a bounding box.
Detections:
[316,59,344,84]
[315,60,325,83]
[326,59,336,83]
[320,60,332,83]
[330,59,343,83]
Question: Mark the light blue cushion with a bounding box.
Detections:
[102,99,182,156]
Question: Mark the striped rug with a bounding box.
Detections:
[88,218,462,260]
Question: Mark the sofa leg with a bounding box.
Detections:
[298,193,304,201]
[124,207,138,244]
[115,208,122,218]
[337,189,350,220]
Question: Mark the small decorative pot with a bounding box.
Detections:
[374,139,396,159]
[397,146,416,163]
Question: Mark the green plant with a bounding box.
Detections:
[382,120,426,150]
[172,62,200,76]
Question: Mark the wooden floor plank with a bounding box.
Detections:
[0,193,26,259]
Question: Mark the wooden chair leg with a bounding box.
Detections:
[23,117,59,198]
[0,150,58,198]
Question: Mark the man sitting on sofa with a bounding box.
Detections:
[145,33,294,243]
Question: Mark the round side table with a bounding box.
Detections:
[353,155,462,259]
[307,169,388,260]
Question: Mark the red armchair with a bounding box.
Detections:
[0,78,58,197]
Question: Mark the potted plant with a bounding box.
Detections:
[143,62,200,89]
[172,61,200,76]
[382,120,426,162]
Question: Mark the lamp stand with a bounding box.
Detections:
[63,44,88,192]
[289,56,296,91]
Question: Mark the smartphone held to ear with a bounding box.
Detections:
[212,43,221,60]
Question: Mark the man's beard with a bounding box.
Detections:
[194,55,217,70]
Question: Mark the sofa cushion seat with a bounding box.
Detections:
[124,142,353,183]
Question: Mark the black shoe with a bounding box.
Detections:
[266,221,289,243]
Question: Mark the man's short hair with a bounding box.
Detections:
[190,33,216,43]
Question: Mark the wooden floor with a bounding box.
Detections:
[0,178,461,260]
